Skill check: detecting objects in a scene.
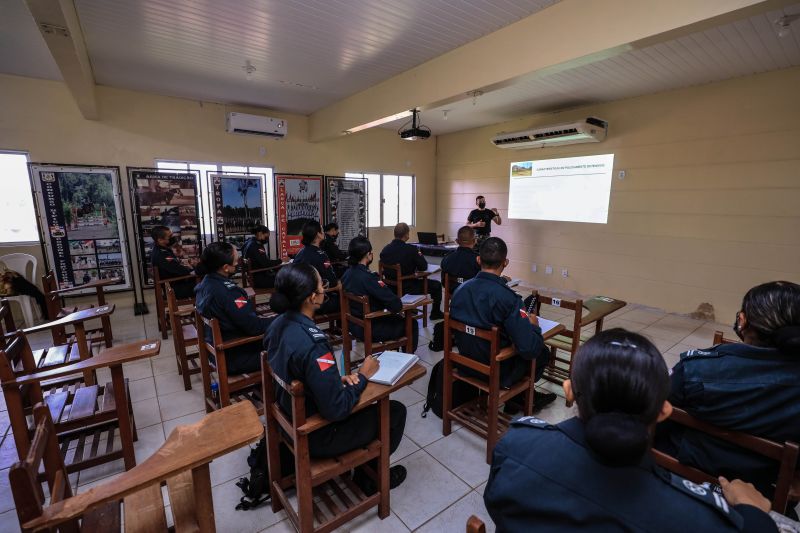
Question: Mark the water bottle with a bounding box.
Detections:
[210,381,219,404]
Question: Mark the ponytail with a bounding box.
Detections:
[584,413,650,467]
[774,325,800,354]
[269,263,318,314]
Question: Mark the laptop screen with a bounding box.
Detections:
[417,232,438,245]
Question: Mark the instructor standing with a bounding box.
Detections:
[467,195,501,250]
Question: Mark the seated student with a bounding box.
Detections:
[484,328,778,532]
[241,225,283,289]
[150,225,198,299]
[195,242,275,374]
[320,222,348,278]
[342,236,419,352]
[656,280,800,497]
[440,225,480,300]
[265,263,408,491]
[292,221,341,316]
[379,222,443,320]
[449,237,556,409]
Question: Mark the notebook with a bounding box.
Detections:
[368,351,420,386]
[506,278,522,288]
[401,294,427,305]
[424,264,441,274]
[536,317,562,336]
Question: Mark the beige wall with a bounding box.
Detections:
[0,74,436,295]
[436,67,800,320]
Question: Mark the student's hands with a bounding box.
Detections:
[342,374,361,386]
[528,313,540,327]
[719,477,771,513]
[502,275,511,282]
[359,355,380,379]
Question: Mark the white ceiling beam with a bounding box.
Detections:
[308,0,778,142]
[25,0,98,119]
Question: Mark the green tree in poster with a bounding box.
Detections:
[237,179,258,220]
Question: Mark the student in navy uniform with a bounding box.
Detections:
[449,237,556,409]
[195,242,275,374]
[440,225,480,300]
[265,263,408,492]
[379,222,443,320]
[466,195,501,250]
[320,222,348,278]
[150,225,197,299]
[292,221,340,315]
[241,225,283,289]
[342,236,419,352]
[484,328,778,533]
[656,281,800,497]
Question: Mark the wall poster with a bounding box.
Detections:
[128,168,203,286]
[208,172,266,250]
[324,176,367,254]
[29,163,132,292]
[275,173,323,258]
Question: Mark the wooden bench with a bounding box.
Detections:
[11,401,263,532]
[42,270,116,348]
[166,283,201,390]
[1,332,160,476]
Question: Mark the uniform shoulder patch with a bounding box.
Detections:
[681,348,718,359]
[510,416,552,429]
[668,475,742,528]
[316,352,336,372]
[223,280,238,289]
[305,326,328,342]
[233,296,248,309]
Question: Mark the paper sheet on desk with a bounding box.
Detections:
[536,317,562,336]
[368,351,420,386]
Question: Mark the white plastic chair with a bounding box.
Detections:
[0,253,38,327]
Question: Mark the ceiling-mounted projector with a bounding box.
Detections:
[398,109,431,141]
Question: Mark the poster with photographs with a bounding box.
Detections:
[324,176,367,254]
[128,168,203,286]
[208,173,266,250]
[275,174,323,257]
[29,164,131,292]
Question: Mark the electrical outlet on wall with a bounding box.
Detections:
[545,265,553,275]
[561,268,569,278]
[531,263,537,273]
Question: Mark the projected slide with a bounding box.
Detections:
[508,154,614,224]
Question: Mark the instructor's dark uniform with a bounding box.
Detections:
[379,239,442,314]
[467,208,496,248]
[449,272,547,388]
[151,243,195,299]
[485,416,777,532]
[241,237,282,289]
[195,273,274,374]
[265,310,406,457]
[656,342,800,496]
[293,244,340,315]
[341,264,419,352]
[440,245,480,297]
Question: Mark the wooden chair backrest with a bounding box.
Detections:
[263,355,308,437]
[10,403,77,532]
[652,406,799,513]
[713,330,738,345]
[166,283,192,345]
[531,290,583,346]
[378,262,404,295]
[342,291,370,328]
[41,270,63,321]
[0,298,18,349]
[444,314,500,379]
[196,314,226,368]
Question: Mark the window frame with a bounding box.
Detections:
[345,171,416,228]
[0,149,39,246]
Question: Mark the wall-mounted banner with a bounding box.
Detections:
[29,164,131,292]
[275,174,322,257]
[128,168,203,286]
[208,173,266,250]
[324,176,368,254]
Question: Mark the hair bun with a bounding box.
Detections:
[585,413,649,466]
[269,292,290,314]
[775,325,800,353]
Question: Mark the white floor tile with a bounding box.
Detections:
[415,490,495,533]
[155,370,189,396]
[128,376,157,402]
[425,428,491,488]
[390,386,425,408]
[158,389,206,421]
[334,510,410,532]
[390,434,420,464]
[0,509,21,533]
[211,477,285,532]
[402,401,449,448]
[122,360,154,381]
[132,397,162,429]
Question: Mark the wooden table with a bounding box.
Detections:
[580,296,627,329]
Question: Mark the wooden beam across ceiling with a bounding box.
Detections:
[308,0,775,142]
[25,0,98,119]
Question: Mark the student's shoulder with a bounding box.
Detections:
[679,345,725,362]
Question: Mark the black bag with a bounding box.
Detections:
[428,320,445,352]
[421,359,479,419]
[235,436,271,510]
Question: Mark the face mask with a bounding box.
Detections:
[733,312,745,341]
[478,201,486,209]
[258,238,268,245]
[329,234,338,243]
[167,236,178,246]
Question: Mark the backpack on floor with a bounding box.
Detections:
[421,359,479,419]
[428,320,445,352]
[235,436,271,510]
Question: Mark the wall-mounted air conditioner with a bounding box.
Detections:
[226,112,287,138]
[491,117,607,149]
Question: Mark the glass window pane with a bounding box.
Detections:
[156,161,188,170]
[0,152,38,243]
[365,173,381,227]
[222,165,247,173]
[383,175,398,227]
[399,175,413,226]
[249,166,274,230]
[189,163,218,237]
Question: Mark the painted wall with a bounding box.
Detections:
[0,74,436,298]
[436,66,800,320]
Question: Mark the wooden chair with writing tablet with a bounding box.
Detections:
[166,282,201,391]
[42,270,115,349]
[378,262,431,327]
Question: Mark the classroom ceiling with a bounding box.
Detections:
[1,0,799,136]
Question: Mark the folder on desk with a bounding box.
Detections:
[368,351,420,386]
[401,294,427,306]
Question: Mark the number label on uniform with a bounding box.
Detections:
[457,277,464,283]
[465,325,476,335]
[552,298,561,307]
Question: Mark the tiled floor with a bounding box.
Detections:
[0,291,737,532]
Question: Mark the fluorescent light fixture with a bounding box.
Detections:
[345,110,413,134]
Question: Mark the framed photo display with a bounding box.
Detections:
[128,167,203,286]
[29,163,132,292]
[275,173,323,257]
[208,172,267,250]
[324,176,368,254]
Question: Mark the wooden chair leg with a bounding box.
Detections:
[523,361,535,416]
[192,463,216,532]
[111,365,136,470]
[378,397,390,519]
[486,392,499,465]
[101,316,113,348]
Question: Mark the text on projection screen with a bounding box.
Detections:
[507,154,614,224]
